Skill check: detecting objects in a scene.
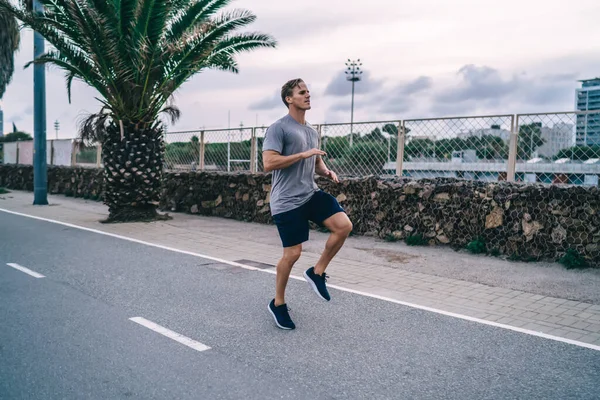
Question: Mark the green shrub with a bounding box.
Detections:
[405,234,427,246]
[0,187,10,194]
[559,249,589,270]
[467,237,487,254]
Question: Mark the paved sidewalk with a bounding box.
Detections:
[2,190,600,347]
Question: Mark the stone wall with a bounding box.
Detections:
[0,165,104,200]
[1,165,598,266]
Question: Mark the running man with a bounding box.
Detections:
[262,78,353,330]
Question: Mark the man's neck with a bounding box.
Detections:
[288,107,306,125]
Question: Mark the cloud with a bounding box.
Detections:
[436,65,518,104]
[249,91,282,110]
[428,64,581,116]
[379,99,412,115]
[399,76,432,95]
[324,71,383,97]
[377,76,433,115]
[329,101,352,113]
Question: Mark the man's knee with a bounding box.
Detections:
[283,244,302,263]
[331,214,353,237]
[339,219,353,237]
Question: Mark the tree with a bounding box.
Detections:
[382,123,398,136]
[518,123,545,159]
[405,138,435,159]
[0,4,20,98]
[0,131,32,142]
[1,131,33,142]
[0,0,276,222]
[556,145,600,161]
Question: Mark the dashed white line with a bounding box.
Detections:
[129,317,211,352]
[1,207,599,352]
[7,263,45,278]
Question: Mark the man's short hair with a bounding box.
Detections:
[281,78,304,108]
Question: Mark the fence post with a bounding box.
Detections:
[396,121,406,177]
[50,140,55,165]
[507,115,518,182]
[199,131,205,170]
[317,125,322,149]
[70,140,77,166]
[96,143,102,168]
[16,141,20,164]
[250,128,257,173]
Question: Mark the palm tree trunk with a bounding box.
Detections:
[101,121,166,222]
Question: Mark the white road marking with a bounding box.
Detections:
[1,207,599,352]
[0,208,260,272]
[7,263,45,278]
[129,317,211,352]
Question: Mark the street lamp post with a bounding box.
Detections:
[345,59,362,147]
[54,120,59,139]
[33,0,48,205]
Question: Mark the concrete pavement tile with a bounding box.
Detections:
[585,323,600,334]
[563,331,585,341]
[557,317,581,327]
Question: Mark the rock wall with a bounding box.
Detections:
[0,165,104,200]
[1,165,598,266]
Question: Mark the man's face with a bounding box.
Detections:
[288,82,311,110]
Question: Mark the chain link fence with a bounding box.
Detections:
[402,115,514,182]
[514,111,600,186]
[319,121,400,177]
[4,111,599,188]
[164,127,255,172]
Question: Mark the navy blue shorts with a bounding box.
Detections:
[272,190,345,248]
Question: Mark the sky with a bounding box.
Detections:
[1,0,600,138]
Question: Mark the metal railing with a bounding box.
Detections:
[3,110,599,187]
[163,110,599,187]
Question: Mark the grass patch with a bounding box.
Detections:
[490,248,501,257]
[559,248,589,270]
[405,234,427,246]
[0,187,10,194]
[466,237,487,254]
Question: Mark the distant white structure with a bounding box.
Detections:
[457,125,511,141]
[537,123,574,158]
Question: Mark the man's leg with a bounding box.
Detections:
[275,244,302,306]
[314,212,353,275]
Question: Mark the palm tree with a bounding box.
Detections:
[0,0,276,222]
[0,7,20,98]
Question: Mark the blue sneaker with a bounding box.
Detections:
[304,267,331,301]
[268,299,295,330]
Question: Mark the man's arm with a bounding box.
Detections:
[315,156,340,183]
[263,149,325,173]
[315,156,329,176]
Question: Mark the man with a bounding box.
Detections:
[262,78,353,330]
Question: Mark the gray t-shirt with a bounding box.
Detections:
[262,114,319,215]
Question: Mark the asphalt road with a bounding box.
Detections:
[1,211,599,400]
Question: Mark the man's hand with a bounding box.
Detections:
[302,148,326,159]
[323,169,339,183]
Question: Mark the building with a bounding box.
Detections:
[457,125,511,142]
[575,78,600,146]
[538,123,574,159]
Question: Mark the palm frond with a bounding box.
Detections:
[78,107,111,144]
[0,7,20,98]
[165,0,232,42]
[160,105,181,124]
[3,0,276,136]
